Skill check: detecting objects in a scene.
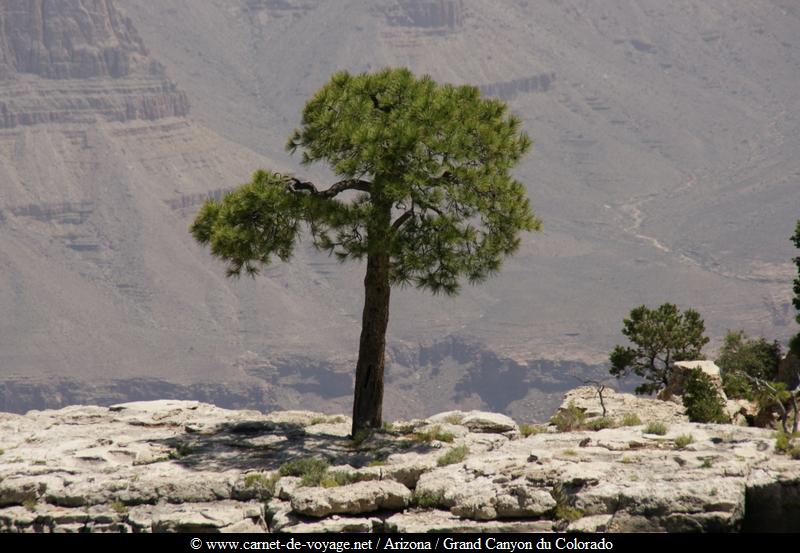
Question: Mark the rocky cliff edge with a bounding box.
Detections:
[0,391,798,533]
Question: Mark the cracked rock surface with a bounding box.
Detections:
[1,395,799,532]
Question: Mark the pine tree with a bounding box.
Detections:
[609,303,709,395]
[683,368,729,424]
[191,68,540,435]
[716,330,781,399]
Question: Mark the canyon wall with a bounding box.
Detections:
[0,0,188,128]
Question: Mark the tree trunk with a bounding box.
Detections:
[351,247,391,436]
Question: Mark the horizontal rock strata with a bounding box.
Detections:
[0,0,189,128]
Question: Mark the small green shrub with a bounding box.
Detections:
[519,423,543,437]
[674,434,694,449]
[309,414,347,426]
[412,425,455,443]
[22,499,37,512]
[308,414,346,425]
[551,483,583,522]
[644,422,668,435]
[318,471,357,488]
[279,457,329,478]
[437,445,469,467]
[700,458,714,469]
[299,468,330,487]
[683,368,730,423]
[110,500,128,515]
[368,458,388,467]
[586,417,615,431]
[550,403,586,432]
[277,457,356,488]
[244,472,279,498]
[413,488,446,508]
[775,431,794,454]
[443,414,463,425]
[381,421,397,433]
[619,456,636,464]
[619,413,642,427]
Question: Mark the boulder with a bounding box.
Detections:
[265,498,296,532]
[385,510,554,533]
[660,360,726,402]
[415,463,555,520]
[725,398,759,426]
[429,410,519,434]
[567,514,613,533]
[560,386,686,424]
[148,501,265,533]
[283,516,379,533]
[290,481,411,517]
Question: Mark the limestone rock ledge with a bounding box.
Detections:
[0,397,798,533]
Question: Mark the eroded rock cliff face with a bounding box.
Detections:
[0,0,150,79]
[0,0,188,127]
[384,0,465,30]
[1,395,798,533]
[0,0,312,398]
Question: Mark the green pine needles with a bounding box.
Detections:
[682,368,729,424]
[191,68,540,435]
[192,68,539,295]
[609,303,709,395]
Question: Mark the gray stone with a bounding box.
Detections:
[661,360,726,402]
[283,516,379,533]
[567,514,613,533]
[290,481,411,517]
[385,510,554,533]
[560,386,687,424]
[429,410,519,434]
[1,398,800,533]
[150,501,265,533]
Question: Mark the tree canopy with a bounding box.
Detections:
[191,68,540,434]
[716,330,782,400]
[192,68,538,293]
[609,303,709,395]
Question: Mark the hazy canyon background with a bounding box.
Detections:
[0,0,798,421]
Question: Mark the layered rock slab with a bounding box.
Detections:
[1,398,799,533]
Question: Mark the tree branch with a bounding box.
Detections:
[391,210,414,231]
[740,372,792,433]
[286,176,371,198]
[572,374,614,418]
[413,197,444,217]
